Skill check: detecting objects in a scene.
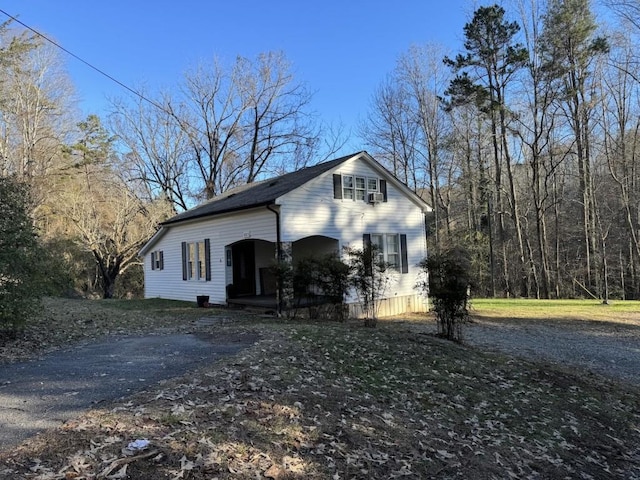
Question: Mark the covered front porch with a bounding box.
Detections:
[225,235,340,313]
[226,293,337,311]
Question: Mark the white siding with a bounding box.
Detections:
[143,208,277,303]
[142,154,429,314]
[279,155,428,310]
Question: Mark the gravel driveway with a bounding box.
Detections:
[461,317,640,386]
[0,331,259,451]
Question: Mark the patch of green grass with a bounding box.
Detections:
[470,297,640,321]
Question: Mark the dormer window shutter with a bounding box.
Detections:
[151,252,156,270]
[380,179,388,202]
[333,174,343,199]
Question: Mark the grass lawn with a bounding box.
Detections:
[471,297,640,323]
[0,297,639,479]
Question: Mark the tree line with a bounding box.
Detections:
[361,0,640,300]
[1,0,639,313]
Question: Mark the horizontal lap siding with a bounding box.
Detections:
[144,208,277,303]
[279,156,427,301]
[348,294,428,317]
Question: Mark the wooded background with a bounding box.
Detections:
[1,0,639,300]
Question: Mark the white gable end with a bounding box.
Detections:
[277,154,428,310]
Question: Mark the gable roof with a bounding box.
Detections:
[161,152,360,226]
[140,151,432,256]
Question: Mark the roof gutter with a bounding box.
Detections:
[266,204,283,317]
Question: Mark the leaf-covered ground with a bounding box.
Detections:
[1,298,639,479]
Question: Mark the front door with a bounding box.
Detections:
[232,241,256,296]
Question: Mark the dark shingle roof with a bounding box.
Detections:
[161,152,360,226]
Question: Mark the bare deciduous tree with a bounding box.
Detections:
[56,116,173,298]
[0,26,77,208]
[111,51,320,211]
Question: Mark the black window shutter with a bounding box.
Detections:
[159,251,164,270]
[400,234,408,274]
[363,234,372,276]
[151,252,156,270]
[380,179,388,202]
[204,238,211,281]
[333,174,343,199]
[181,242,188,280]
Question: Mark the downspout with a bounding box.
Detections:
[267,204,283,316]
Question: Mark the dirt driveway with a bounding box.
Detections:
[0,332,258,451]
[463,316,640,385]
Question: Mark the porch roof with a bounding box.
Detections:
[161,152,361,226]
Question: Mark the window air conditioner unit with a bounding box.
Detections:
[368,192,384,204]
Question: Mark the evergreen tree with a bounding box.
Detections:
[0,177,44,333]
[444,4,529,296]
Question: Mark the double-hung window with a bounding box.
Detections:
[386,234,400,269]
[150,250,164,270]
[355,176,366,201]
[367,177,379,193]
[364,233,408,273]
[342,175,354,200]
[371,234,386,266]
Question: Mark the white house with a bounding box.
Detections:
[139,151,431,316]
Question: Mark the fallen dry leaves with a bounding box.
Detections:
[1,299,639,479]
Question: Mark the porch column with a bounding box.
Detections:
[278,241,294,315]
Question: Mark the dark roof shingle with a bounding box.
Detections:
[162,152,359,225]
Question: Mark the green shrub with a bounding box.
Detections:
[272,253,351,320]
[418,246,473,342]
[0,177,45,333]
[345,244,395,326]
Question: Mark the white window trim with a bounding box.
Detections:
[342,174,382,202]
[153,250,163,270]
[355,176,366,201]
[187,241,206,281]
[371,233,401,271]
[342,175,354,200]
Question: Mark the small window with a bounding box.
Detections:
[367,178,378,192]
[188,243,196,279]
[198,242,206,279]
[355,177,366,201]
[151,250,164,271]
[343,175,354,200]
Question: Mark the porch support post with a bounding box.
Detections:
[278,241,294,315]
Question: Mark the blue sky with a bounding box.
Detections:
[2,1,471,152]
